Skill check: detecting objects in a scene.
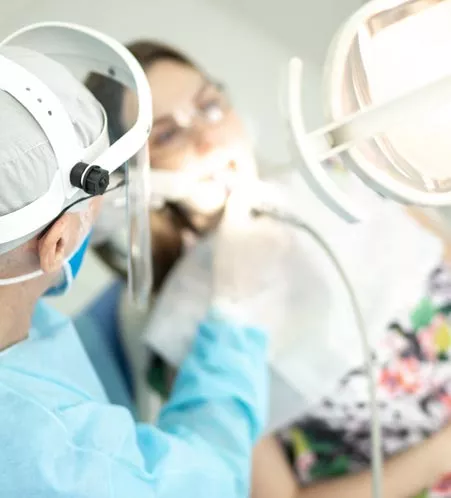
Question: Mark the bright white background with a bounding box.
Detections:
[1,0,362,164]
[0,0,362,313]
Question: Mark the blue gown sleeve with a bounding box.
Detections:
[2,306,267,498]
[156,308,268,496]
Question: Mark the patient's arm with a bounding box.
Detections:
[252,435,300,498]
[252,432,451,498]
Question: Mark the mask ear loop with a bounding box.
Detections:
[37,179,126,240]
[0,183,128,288]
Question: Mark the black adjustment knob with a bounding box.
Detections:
[70,162,89,189]
[70,162,110,196]
[83,166,110,195]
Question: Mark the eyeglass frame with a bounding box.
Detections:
[148,80,232,159]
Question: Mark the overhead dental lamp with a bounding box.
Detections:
[289,0,451,222]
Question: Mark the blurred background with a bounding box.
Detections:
[0,0,364,314]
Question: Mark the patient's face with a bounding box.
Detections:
[145,59,257,215]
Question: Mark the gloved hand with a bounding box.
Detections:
[211,185,303,338]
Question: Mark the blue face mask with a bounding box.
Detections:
[44,232,91,297]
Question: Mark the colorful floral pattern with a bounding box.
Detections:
[279,265,451,497]
[379,356,422,396]
[431,474,451,497]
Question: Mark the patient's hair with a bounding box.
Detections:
[85,41,205,293]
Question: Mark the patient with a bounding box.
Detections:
[87,41,451,498]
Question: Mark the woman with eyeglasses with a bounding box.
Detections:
[87,41,451,498]
[89,42,257,293]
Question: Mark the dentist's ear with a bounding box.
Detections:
[38,196,102,274]
[37,213,79,274]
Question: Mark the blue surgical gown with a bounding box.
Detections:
[0,301,267,497]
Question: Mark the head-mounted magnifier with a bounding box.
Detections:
[0,22,153,306]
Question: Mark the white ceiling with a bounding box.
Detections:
[2,0,364,66]
[209,0,363,64]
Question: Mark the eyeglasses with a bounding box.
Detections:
[149,82,231,159]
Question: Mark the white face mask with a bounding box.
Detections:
[150,144,258,214]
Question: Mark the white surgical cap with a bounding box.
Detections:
[0,46,105,255]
